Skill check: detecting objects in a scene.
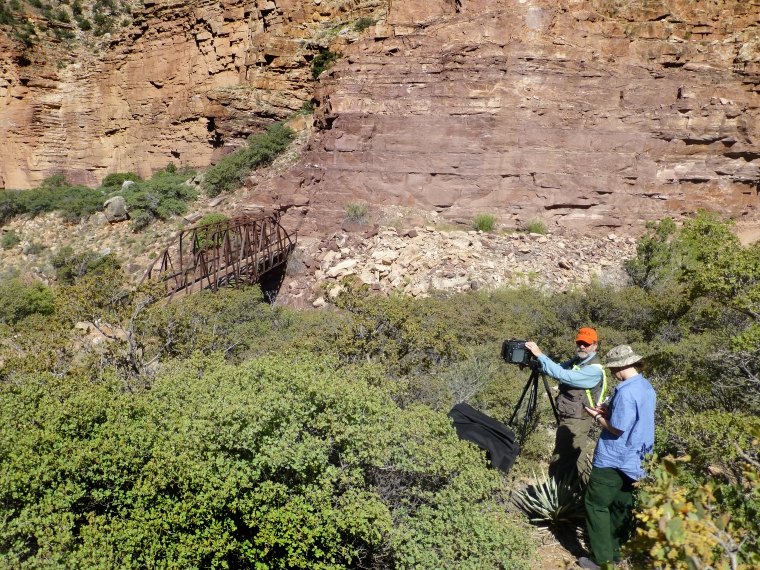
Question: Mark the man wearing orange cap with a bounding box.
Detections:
[525,327,607,483]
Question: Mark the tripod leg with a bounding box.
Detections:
[541,373,560,426]
[508,373,535,427]
[515,370,539,445]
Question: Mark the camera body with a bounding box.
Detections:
[501,339,535,366]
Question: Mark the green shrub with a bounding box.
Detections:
[0,278,55,324]
[51,247,120,285]
[332,286,467,378]
[53,7,70,22]
[193,212,230,250]
[0,179,104,224]
[101,172,140,188]
[312,48,339,79]
[0,190,23,225]
[523,218,547,234]
[353,17,374,32]
[93,11,113,35]
[13,21,37,47]
[0,0,18,24]
[625,212,760,411]
[75,15,91,30]
[41,174,69,188]
[298,99,315,115]
[196,212,229,228]
[344,201,368,223]
[24,185,102,221]
[1,230,20,250]
[472,213,497,232]
[630,453,760,570]
[119,168,198,232]
[0,355,535,568]
[203,122,295,197]
[144,286,261,352]
[26,241,45,254]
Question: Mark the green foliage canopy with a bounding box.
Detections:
[0,355,535,569]
[0,278,55,324]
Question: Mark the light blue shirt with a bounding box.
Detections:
[537,353,603,389]
[592,374,656,480]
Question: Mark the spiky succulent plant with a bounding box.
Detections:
[512,471,585,525]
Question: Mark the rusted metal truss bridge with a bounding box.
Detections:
[141,213,296,301]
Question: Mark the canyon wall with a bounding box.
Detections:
[274,0,760,233]
[0,0,382,189]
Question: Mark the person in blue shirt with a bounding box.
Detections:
[525,327,607,483]
[577,344,656,570]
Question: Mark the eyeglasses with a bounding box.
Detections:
[576,341,592,348]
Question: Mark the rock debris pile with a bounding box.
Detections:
[286,227,637,307]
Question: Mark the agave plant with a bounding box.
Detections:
[512,471,585,525]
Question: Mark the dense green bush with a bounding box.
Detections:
[312,48,339,79]
[472,213,497,232]
[332,286,467,378]
[0,181,104,224]
[119,168,198,231]
[523,218,547,235]
[144,286,273,361]
[0,278,55,324]
[627,212,760,411]
[0,169,196,230]
[0,0,18,24]
[51,247,121,285]
[0,355,535,569]
[101,171,140,188]
[0,190,23,225]
[1,230,20,250]
[192,212,230,250]
[203,122,295,197]
[353,17,375,32]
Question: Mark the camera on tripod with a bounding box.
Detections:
[501,339,558,445]
[501,339,535,367]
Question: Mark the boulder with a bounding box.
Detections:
[104,196,128,223]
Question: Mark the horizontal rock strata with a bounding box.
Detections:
[279,0,760,233]
[0,0,383,189]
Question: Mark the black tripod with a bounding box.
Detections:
[508,361,560,445]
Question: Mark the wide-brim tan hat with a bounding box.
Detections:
[605,344,643,368]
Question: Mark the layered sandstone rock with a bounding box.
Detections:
[2,0,759,237]
[272,0,760,234]
[0,0,383,189]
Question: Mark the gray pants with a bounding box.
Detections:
[548,415,595,484]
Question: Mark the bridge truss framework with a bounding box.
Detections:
[141,213,297,301]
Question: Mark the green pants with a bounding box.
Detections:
[548,415,595,484]
[584,466,635,565]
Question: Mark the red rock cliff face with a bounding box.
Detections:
[280,0,760,233]
[2,0,759,235]
[0,0,381,189]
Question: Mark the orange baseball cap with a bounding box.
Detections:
[576,327,598,344]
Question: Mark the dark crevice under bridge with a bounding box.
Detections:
[141,213,297,302]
